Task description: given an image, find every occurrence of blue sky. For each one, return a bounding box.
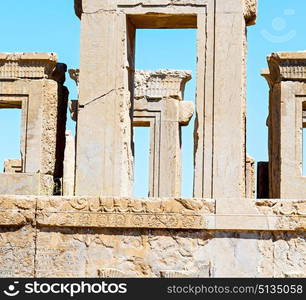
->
[0,0,306,197]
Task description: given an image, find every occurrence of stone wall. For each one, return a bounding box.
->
[0,196,304,278]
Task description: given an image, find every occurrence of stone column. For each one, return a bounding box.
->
[263,52,306,198]
[75,11,134,197]
[74,0,257,198]
[0,53,68,195]
[193,0,257,198]
[63,131,75,196]
[245,155,255,198]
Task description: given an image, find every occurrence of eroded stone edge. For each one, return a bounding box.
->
[0,196,305,231]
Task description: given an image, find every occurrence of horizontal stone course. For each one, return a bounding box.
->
[0,196,304,231]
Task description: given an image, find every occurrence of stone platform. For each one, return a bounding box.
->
[0,196,305,277]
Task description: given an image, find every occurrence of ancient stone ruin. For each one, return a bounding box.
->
[0,0,305,277]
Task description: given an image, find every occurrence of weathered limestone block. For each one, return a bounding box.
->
[63,131,75,196]
[263,52,306,198]
[0,53,68,195]
[194,0,256,198]
[34,227,213,277]
[33,196,306,231]
[33,228,305,277]
[208,232,271,277]
[0,195,36,226]
[32,228,306,277]
[0,196,36,277]
[0,226,36,277]
[273,233,306,278]
[0,173,54,196]
[216,198,306,231]
[75,0,257,26]
[75,13,134,197]
[36,197,214,230]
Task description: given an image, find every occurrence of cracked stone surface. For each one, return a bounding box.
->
[0,196,305,277]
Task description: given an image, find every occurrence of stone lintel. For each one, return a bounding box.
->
[267,52,306,84]
[74,0,257,26]
[0,196,304,231]
[0,52,58,80]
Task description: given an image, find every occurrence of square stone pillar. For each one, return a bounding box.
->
[194,0,257,198]
[134,70,194,197]
[263,52,306,198]
[75,11,135,197]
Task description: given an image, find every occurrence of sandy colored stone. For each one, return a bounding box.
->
[0,173,54,196]
[0,53,68,195]
[0,52,57,79]
[75,12,134,197]
[246,155,255,198]
[36,197,212,229]
[33,196,306,231]
[1,0,305,280]
[73,0,256,199]
[3,159,22,173]
[264,52,306,198]
[63,131,75,196]
[0,196,304,277]
[134,70,191,100]
[0,226,36,277]
[33,228,304,278]
[194,0,253,198]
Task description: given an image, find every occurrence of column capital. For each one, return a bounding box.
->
[267,51,306,84]
[134,70,192,101]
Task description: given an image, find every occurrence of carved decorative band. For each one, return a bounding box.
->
[0,196,305,231]
[0,61,56,79]
[36,212,206,229]
[279,65,306,80]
